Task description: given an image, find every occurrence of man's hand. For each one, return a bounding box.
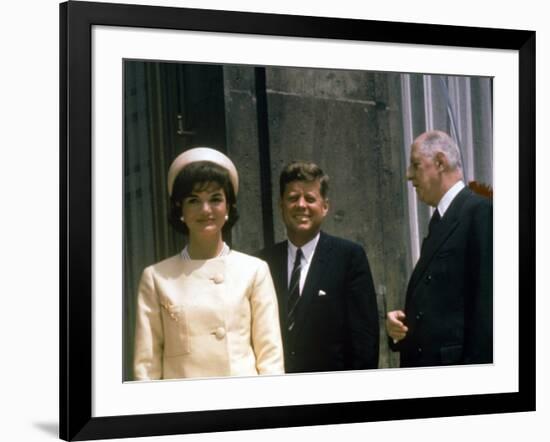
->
[386,310,408,343]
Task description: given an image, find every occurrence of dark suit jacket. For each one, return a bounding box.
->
[259,231,379,373]
[391,187,493,367]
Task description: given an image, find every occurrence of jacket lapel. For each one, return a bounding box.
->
[291,232,331,336]
[408,187,471,294]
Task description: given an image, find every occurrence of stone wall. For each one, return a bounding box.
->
[224,65,411,368]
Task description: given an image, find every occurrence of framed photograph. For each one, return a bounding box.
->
[60,0,535,440]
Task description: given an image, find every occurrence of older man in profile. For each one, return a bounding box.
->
[386,130,493,367]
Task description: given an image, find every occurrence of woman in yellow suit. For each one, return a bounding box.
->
[134,148,284,380]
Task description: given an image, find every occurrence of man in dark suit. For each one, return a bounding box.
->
[259,161,379,373]
[386,130,493,367]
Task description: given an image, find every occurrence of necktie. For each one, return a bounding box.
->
[421,209,441,253]
[428,209,441,235]
[287,248,303,332]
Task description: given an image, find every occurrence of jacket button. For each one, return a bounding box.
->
[214,327,226,339]
[425,275,432,284]
[417,347,423,353]
[212,274,224,284]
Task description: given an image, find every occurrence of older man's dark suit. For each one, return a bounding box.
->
[259,232,379,373]
[392,187,493,367]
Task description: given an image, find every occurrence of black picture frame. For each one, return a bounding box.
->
[60,1,536,440]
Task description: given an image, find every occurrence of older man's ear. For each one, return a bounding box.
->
[434,152,448,172]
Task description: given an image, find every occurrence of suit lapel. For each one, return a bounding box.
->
[408,187,471,294]
[291,232,331,336]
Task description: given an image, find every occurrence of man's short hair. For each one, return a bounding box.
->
[416,130,463,170]
[279,160,329,198]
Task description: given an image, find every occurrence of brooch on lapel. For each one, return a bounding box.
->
[159,296,180,322]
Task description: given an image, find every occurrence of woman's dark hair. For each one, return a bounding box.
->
[279,160,329,198]
[168,161,239,236]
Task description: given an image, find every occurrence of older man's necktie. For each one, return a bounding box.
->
[428,209,441,235]
[287,248,303,332]
[421,209,441,253]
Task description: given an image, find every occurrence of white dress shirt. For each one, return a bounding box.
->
[286,233,320,295]
[437,180,465,217]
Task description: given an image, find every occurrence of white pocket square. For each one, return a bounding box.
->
[318,290,327,296]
